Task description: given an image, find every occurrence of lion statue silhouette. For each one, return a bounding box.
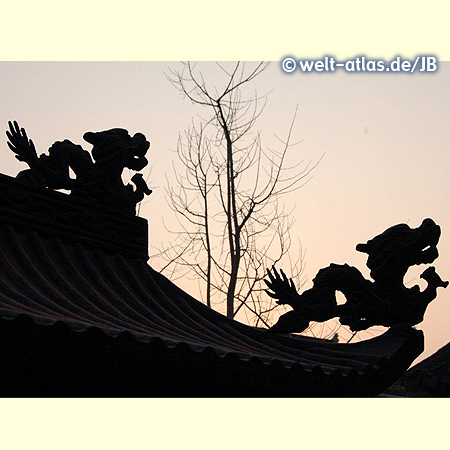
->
[265,218,448,334]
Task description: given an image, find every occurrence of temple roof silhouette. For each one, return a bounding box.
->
[383,341,450,397]
[0,120,431,396]
[0,172,424,396]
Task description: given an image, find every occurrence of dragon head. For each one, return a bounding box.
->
[83,128,150,173]
[356,218,441,282]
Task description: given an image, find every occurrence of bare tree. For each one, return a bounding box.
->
[154,62,321,327]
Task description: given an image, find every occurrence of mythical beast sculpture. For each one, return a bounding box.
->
[265,218,448,334]
[6,121,152,215]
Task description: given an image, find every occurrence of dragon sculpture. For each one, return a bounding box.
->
[6,121,152,215]
[265,218,448,334]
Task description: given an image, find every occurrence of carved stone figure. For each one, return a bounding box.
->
[265,218,448,333]
[6,121,152,215]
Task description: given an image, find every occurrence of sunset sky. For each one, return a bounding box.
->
[1,61,449,362]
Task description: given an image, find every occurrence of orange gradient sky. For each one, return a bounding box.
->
[1,61,449,363]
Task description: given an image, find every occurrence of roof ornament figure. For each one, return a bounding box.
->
[6,121,152,215]
[265,218,448,334]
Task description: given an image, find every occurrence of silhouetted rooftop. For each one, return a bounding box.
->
[384,341,450,396]
[0,173,423,396]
